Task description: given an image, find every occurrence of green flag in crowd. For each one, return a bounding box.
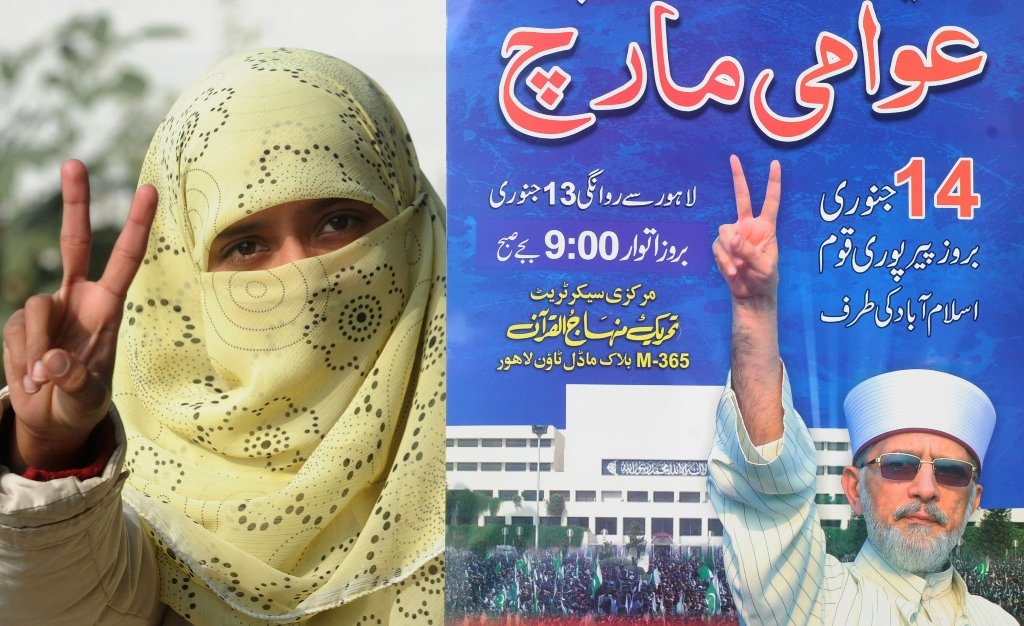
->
[590,557,602,597]
[706,582,720,614]
[698,562,713,581]
[975,557,990,579]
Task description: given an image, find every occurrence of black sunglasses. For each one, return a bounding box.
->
[863,452,977,488]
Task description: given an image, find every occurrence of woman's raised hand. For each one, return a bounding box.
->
[2,160,156,472]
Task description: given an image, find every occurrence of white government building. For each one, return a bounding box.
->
[447,383,1011,553]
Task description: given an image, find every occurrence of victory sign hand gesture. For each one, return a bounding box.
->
[712,155,781,302]
[713,156,784,441]
[2,160,156,472]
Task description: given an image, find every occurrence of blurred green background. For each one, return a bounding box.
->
[0,13,187,387]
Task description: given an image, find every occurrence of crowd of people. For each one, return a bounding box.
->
[957,557,1024,622]
[445,547,736,620]
[448,542,1024,622]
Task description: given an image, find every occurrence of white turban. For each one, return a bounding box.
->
[844,369,996,473]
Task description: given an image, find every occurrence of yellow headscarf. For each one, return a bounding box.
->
[112,48,445,625]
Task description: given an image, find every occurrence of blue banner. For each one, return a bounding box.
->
[447,0,1023,506]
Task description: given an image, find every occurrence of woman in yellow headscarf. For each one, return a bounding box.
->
[0,49,445,625]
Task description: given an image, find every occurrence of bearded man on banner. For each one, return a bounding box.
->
[706,156,1017,625]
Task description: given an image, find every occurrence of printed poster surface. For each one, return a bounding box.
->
[447,0,1022,508]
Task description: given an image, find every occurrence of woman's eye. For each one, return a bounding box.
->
[225,240,262,259]
[321,214,356,234]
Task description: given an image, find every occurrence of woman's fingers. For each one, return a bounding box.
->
[22,295,54,390]
[58,160,93,287]
[59,162,158,298]
[99,184,157,298]
[1,161,143,456]
[3,310,28,394]
[45,348,108,415]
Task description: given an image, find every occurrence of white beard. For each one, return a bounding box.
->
[859,479,974,575]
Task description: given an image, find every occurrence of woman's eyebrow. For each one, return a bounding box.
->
[214,217,270,241]
[305,198,366,214]
[213,198,365,242]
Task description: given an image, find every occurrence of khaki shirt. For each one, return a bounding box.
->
[0,391,163,625]
[0,391,441,625]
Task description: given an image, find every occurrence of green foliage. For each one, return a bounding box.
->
[445,525,513,554]
[446,489,494,525]
[963,509,1015,561]
[539,524,584,549]
[545,492,566,517]
[0,14,183,200]
[0,13,184,346]
[624,520,646,561]
[823,516,867,559]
